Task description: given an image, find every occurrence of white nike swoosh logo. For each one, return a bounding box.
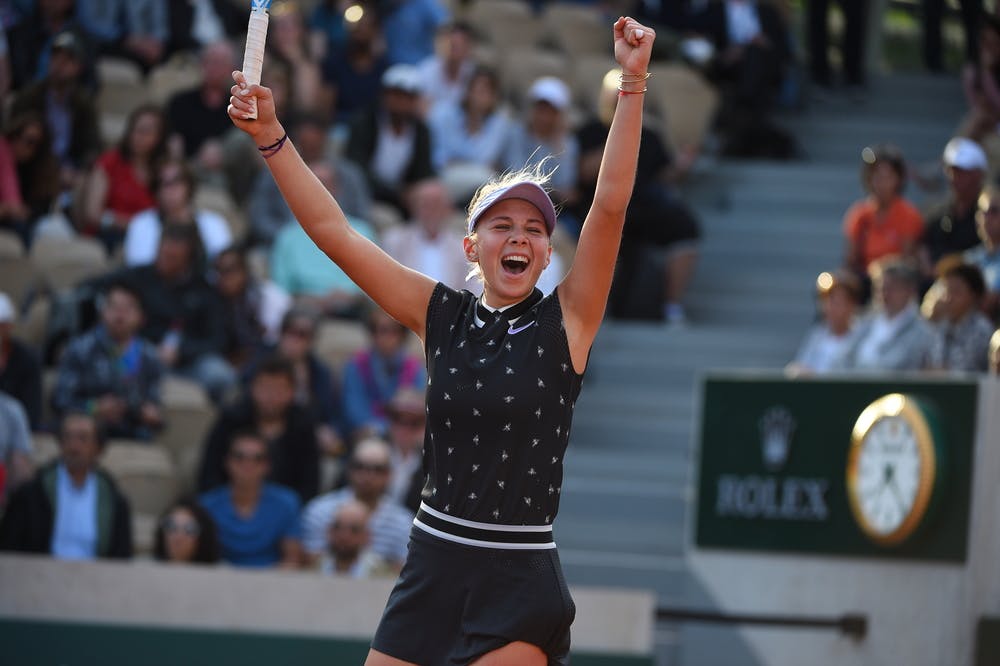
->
[508,322,534,335]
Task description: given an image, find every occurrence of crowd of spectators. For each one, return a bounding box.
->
[0,0,998,577]
[790,133,1000,375]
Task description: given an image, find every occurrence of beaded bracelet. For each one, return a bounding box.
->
[258,133,288,159]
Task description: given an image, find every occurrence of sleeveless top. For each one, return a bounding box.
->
[420,283,585,526]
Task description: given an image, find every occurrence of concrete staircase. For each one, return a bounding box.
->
[556,72,967,665]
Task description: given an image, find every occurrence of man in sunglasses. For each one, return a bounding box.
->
[316,499,394,579]
[300,438,412,571]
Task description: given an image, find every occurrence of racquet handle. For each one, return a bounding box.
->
[242,9,269,119]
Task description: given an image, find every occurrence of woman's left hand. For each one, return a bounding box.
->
[613,16,655,76]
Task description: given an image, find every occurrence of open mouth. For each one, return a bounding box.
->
[501,254,529,275]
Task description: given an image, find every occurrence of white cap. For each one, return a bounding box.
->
[0,292,14,323]
[468,181,556,235]
[943,137,988,171]
[382,64,423,94]
[528,76,570,111]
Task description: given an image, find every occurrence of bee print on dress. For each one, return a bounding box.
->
[472,434,479,445]
[503,395,514,403]
[505,366,514,375]
[434,348,441,357]
[537,346,544,357]
[537,378,545,388]
[502,423,511,432]
[501,450,509,461]
[492,509,501,519]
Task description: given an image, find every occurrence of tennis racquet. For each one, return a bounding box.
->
[241,0,271,119]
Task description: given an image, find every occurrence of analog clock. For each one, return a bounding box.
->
[846,394,943,546]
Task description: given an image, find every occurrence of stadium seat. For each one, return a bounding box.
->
[194,186,248,243]
[102,440,180,518]
[158,376,215,495]
[570,55,618,115]
[314,318,368,372]
[542,3,610,57]
[465,0,534,36]
[96,57,147,145]
[499,48,570,110]
[648,63,719,154]
[147,52,203,105]
[29,236,110,293]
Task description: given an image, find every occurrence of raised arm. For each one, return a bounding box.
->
[558,17,653,364]
[227,72,436,338]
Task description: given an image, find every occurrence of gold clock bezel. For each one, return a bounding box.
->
[846,393,937,546]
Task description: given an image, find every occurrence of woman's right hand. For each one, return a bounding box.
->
[228,70,283,141]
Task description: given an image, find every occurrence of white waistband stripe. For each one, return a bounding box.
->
[413,518,557,550]
[418,502,554,533]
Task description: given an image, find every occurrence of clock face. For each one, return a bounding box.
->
[847,394,937,546]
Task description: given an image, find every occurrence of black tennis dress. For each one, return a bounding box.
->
[371,283,585,665]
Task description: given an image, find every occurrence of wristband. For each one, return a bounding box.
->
[258,133,288,159]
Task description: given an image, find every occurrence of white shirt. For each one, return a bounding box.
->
[853,303,917,368]
[300,488,414,564]
[50,464,99,560]
[793,323,856,373]
[382,223,473,292]
[371,121,415,188]
[124,208,233,267]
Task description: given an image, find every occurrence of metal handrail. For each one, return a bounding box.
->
[655,607,868,641]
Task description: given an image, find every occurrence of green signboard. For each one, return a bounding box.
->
[695,375,977,562]
[0,618,653,666]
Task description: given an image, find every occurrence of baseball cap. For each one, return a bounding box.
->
[943,137,987,171]
[467,181,557,235]
[51,31,85,61]
[0,292,14,323]
[528,76,570,111]
[382,64,422,95]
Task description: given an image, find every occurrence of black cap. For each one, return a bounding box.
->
[51,31,85,60]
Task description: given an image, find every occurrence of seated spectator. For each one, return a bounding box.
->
[75,0,167,72]
[342,304,426,440]
[0,411,132,559]
[10,30,102,203]
[417,20,477,119]
[165,41,239,172]
[248,113,371,247]
[690,0,797,158]
[270,160,377,319]
[153,498,221,565]
[166,0,245,56]
[503,77,578,212]
[301,438,413,569]
[51,280,163,440]
[430,65,511,202]
[572,71,701,323]
[319,1,388,127]
[7,0,93,91]
[77,105,167,254]
[345,63,436,216]
[382,179,474,292]
[123,158,232,267]
[213,245,291,368]
[921,138,988,277]
[787,270,862,375]
[928,261,994,372]
[0,113,59,248]
[843,258,934,372]
[384,387,426,512]
[243,306,344,459]
[380,0,449,66]
[0,291,43,430]
[116,224,236,404]
[316,498,394,578]
[199,429,303,568]
[0,391,34,508]
[198,356,320,502]
[964,185,1000,320]
[266,0,324,115]
[843,144,924,298]
[960,14,1000,144]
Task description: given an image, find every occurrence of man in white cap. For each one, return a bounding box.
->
[922,137,989,275]
[345,63,436,217]
[503,77,579,213]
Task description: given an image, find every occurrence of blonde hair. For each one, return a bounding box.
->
[464,161,557,284]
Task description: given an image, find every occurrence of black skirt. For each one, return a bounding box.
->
[371,526,576,665]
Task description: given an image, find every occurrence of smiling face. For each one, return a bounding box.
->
[464,198,552,307]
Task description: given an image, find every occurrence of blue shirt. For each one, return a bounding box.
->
[200,483,302,567]
[51,464,98,560]
[964,244,1000,293]
[270,217,378,297]
[429,102,511,171]
[382,0,449,65]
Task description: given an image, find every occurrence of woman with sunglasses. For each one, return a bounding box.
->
[153,498,220,565]
[228,15,654,666]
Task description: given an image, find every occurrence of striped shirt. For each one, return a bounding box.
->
[300,488,413,565]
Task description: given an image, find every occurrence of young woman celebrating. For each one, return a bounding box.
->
[228,15,654,666]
